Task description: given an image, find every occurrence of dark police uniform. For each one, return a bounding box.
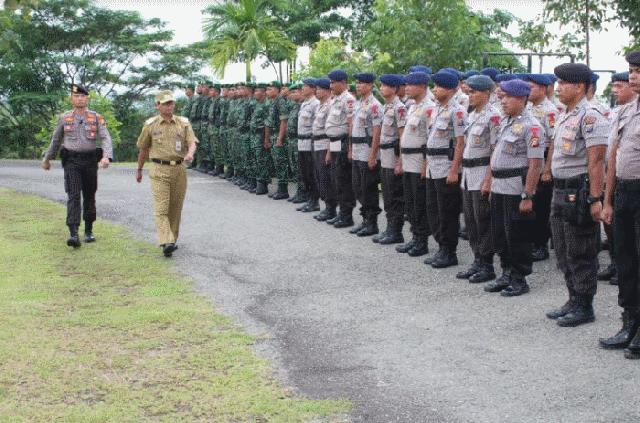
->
[44,84,113,246]
[297,91,320,211]
[311,86,337,221]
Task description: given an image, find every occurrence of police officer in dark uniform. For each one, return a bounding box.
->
[545,63,609,326]
[599,51,640,358]
[482,79,544,296]
[42,84,113,247]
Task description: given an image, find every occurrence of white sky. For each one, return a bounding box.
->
[97,0,631,93]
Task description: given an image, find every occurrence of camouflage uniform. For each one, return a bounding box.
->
[266,95,291,186]
[216,95,229,176]
[207,93,222,174]
[198,95,212,170]
[239,96,256,183]
[286,99,301,184]
[188,94,203,167]
[251,98,271,186]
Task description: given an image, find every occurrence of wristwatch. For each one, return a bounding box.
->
[521,192,534,200]
[587,195,602,205]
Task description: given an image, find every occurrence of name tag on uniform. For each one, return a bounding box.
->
[175,140,182,152]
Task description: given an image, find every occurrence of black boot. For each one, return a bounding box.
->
[408,237,429,257]
[469,261,496,283]
[357,215,379,237]
[624,322,640,359]
[423,248,445,265]
[597,264,616,281]
[333,214,354,228]
[600,309,640,349]
[315,206,335,222]
[272,182,289,200]
[484,270,511,292]
[546,293,577,319]
[301,198,320,212]
[288,185,300,202]
[255,181,268,195]
[379,221,404,245]
[224,166,234,179]
[531,245,549,262]
[292,187,308,204]
[557,296,595,327]
[248,178,257,193]
[162,243,178,257]
[431,247,458,268]
[372,223,390,243]
[456,258,481,279]
[84,221,96,243]
[500,275,530,297]
[396,236,417,253]
[326,213,341,225]
[67,226,81,248]
[349,218,366,234]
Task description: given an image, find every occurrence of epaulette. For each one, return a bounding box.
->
[145,116,158,126]
[178,116,190,124]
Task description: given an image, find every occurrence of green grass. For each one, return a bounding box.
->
[0,189,350,423]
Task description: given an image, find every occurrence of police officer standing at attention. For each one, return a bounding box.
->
[396,72,434,257]
[312,78,338,222]
[545,63,609,326]
[482,79,544,296]
[600,51,640,358]
[135,90,198,257]
[424,70,467,268]
[325,70,356,228]
[374,74,407,245]
[43,84,113,248]
[457,75,500,283]
[296,78,321,212]
[350,72,383,237]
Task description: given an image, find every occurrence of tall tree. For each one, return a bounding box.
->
[202,0,296,81]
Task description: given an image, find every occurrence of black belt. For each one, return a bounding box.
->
[462,157,490,167]
[554,175,586,189]
[312,134,328,140]
[298,133,313,140]
[491,167,528,179]
[379,140,399,150]
[329,135,348,142]
[351,136,371,144]
[616,178,640,190]
[426,147,449,156]
[152,158,183,166]
[401,147,426,156]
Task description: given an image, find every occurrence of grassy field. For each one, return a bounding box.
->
[0,189,350,423]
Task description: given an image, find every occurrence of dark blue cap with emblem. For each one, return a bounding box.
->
[543,73,557,83]
[612,72,629,82]
[466,75,494,91]
[328,69,348,82]
[441,67,462,80]
[302,77,317,87]
[462,70,480,80]
[481,67,500,81]
[496,74,517,82]
[315,77,331,89]
[354,72,376,83]
[554,63,592,84]
[380,74,402,87]
[432,70,459,89]
[523,74,552,86]
[405,72,430,85]
[500,79,531,97]
[409,65,432,74]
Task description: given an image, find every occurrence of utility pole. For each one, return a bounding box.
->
[585,0,591,67]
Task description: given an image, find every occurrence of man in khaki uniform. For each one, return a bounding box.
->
[135,90,198,257]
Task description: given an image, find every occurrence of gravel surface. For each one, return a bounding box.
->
[2,159,639,423]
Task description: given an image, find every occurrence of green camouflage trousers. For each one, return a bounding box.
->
[207,124,218,166]
[252,132,271,183]
[191,122,202,164]
[241,134,255,179]
[270,135,290,183]
[199,123,211,166]
[287,138,299,183]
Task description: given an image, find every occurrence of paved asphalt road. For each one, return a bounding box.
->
[2,160,640,423]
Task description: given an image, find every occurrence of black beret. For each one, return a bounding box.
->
[71,84,89,95]
[554,63,592,84]
[626,51,640,66]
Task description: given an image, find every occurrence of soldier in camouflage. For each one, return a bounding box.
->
[265,81,291,200]
[239,83,257,191]
[251,83,271,195]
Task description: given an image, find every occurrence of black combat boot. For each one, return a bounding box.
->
[484,270,511,292]
[84,221,96,243]
[431,247,458,269]
[423,247,445,265]
[546,291,577,319]
[289,185,301,202]
[292,188,308,204]
[531,245,549,261]
[407,237,429,257]
[315,206,334,221]
[349,218,366,234]
[624,321,640,359]
[357,215,379,237]
[379,221,404,245]
[224,166,234,179]
[597,263,616,281]
[599,309,640,349]
[557,295,595,327]
[468,261,496,283]
[67,226,81,248]
[240,178,251,190]
[248,178,257,193]
[162,243,178,257]
[396,235,417,253]
[500,275,530,297]
[326,213,341,225]
[300,198,319,212]
[456,258,481,280]
[272,182,289,200]
[333,213,354,228]
[255,181,269,195]
[372,222,390,244]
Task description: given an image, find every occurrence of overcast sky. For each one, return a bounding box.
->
[97,0,631,93]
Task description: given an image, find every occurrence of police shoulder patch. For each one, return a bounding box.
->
[145,116,157,126]
[583,115,597,125]
[178,116,190,124]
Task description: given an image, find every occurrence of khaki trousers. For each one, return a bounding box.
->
[149,163,187,245]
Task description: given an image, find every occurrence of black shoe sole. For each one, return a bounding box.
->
[67,240,81,248]
[556,316,595,327]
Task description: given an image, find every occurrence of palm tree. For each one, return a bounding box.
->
[203,0,296,81]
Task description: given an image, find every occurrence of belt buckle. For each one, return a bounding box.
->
[170,160,176,166]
